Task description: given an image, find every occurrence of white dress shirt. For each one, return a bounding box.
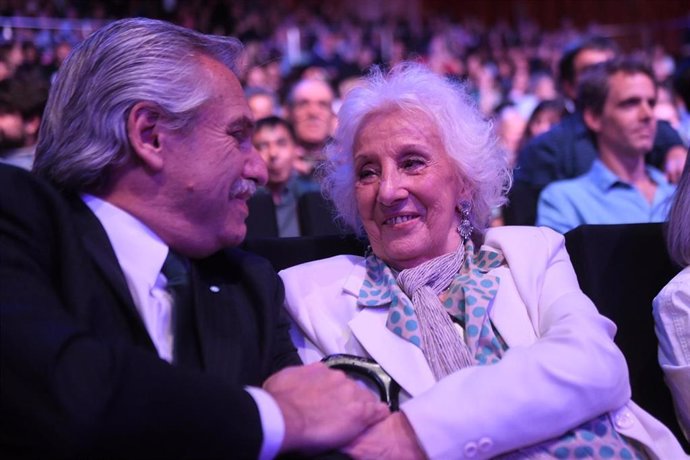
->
[83,194,284,459]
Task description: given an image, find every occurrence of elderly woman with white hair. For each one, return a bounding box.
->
[279,63,687,459]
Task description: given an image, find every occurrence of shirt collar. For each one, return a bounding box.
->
[589,158,667,192]
[589,158,624,191]
[82,194,168,289]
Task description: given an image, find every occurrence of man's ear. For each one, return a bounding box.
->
[127,101,165,171]
[582,108,602,134]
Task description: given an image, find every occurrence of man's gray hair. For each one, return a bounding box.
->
[321,63,512,235]
[33,17,243,192]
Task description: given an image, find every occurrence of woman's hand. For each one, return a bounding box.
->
[344,411,428,460]
[264,362,390,455]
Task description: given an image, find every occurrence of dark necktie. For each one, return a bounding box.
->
[161,250,200,367]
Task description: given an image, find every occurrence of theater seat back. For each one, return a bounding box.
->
[565,223,687,449]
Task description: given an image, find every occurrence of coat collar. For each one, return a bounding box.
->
[349,307,435,396]
[343,240,537,396]
[68,195,146,332]
[343,259,436,395]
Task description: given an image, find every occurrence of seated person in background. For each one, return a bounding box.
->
[493,103,525,168]
[537,58,676,233]
[507,36,686,225]
[285,77,336,180]
[252,115,320,237]
[280,63,687,459]
[0,76,48,170]
[245,86,281,120]
[653,154,690,442]
[517,98,568,153]
[0,18,388,458]
[492,98,567,227]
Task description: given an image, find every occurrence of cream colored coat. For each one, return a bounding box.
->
[280,226,688,459]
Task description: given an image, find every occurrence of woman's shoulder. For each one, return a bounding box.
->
[484,225,564,249]
[279,254,366,288]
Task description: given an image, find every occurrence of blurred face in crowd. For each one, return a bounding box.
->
[496,107,526,165]
[289,79,335,146]
[245,66,269,88]
[248,93,277,120]
[150,56,267,254]
[353,108,464,270]
[253,123,297,188]
[565,48,616,99]
[584,71,657,158]
[654,85,680,129]
[0,109,25,148]
[528,107,563,138]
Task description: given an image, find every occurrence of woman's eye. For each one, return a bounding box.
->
[357,168,377,181]
[401,157,425,170]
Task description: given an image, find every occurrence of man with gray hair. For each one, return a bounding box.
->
[0,18,387,459]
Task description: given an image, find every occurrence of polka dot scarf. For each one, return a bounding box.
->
[358,241,506,379]
[358,243,648,459]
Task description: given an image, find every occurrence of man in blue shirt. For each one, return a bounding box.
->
[537,58,676,233]
[507,36,685,225]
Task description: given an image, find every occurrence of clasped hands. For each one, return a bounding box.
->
[263,362,427,459]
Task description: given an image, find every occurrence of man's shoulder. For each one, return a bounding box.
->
[514,113,594,184]
[541,173,593,197]
[1,163,46,191]
[521,114,582,152]
[279,254,365,293]
[0,164,74,221]
[484,225,563,247]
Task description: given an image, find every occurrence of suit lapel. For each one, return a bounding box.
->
[68,195,154,348]
[343,265,436,397]
[190,259,254,385]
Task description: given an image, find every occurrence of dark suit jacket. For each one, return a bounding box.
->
[0,165,301,459]
[505,114,684,225]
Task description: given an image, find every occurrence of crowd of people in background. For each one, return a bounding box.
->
[1,0,689,232]
[1,3,690,456]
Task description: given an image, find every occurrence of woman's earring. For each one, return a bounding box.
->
[457,200,472,241]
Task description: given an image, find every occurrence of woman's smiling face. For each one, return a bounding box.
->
[353,108,465,270]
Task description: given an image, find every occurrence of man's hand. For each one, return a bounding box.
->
[664,145,688,183]
[264,362,389,455]
[344,411,427,460]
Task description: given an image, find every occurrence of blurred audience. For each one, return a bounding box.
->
[245,86,281,120]
[0,76,48,169]
[672,59,690,146]
[494,103,526,168]
[518,98,568,151]
[0,0,688,232]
